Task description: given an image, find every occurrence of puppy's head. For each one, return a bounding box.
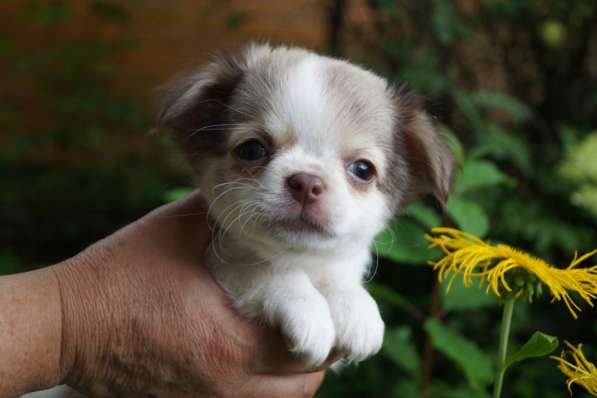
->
[159,44,455,251]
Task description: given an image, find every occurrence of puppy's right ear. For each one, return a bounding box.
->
[157,43,270,157]
[395,88,457,207]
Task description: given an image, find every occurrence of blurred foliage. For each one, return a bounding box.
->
[559,132,597,219]
[318,0,597,397]
[0,0,185,271]
[1,0,596,397]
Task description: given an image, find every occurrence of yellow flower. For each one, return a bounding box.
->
[426,227,597,318]
[551,341,597,396]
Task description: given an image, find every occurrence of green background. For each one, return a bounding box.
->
[1,1,596,397]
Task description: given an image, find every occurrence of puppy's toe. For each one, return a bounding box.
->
[280,297,336,367]
[327,289,385,363]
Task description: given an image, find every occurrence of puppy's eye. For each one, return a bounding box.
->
[235,139,269,161]
[347,160,376,182]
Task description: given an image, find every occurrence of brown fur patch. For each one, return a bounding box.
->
[383,84,456,210]
[157,49,249,162]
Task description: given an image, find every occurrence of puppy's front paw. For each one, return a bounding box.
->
[271,294,336,367]
[327,288,385,363]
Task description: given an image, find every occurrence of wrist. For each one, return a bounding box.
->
[53,244,116,392]
[0,267,63,396]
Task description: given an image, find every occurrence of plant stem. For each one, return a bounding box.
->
[420,277,443,397]
[493,298,515,398]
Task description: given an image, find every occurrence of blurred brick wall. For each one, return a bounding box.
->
[112,0,331,97]
[0,0,330,103]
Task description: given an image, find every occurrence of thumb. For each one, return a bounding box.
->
[237,371,326,398]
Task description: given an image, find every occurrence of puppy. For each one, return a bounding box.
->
[21,44,455,398]
[159,43,456,366]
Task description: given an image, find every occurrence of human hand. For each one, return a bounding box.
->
[55,191,331,397]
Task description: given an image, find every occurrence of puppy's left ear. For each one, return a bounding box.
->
[155,43,272,160]
[398,94,457,206]
[156,49,248,135]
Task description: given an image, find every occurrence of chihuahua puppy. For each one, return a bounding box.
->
[159,43,455,366]
[21,44,455,398]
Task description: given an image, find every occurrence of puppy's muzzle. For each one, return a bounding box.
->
[286,173,325,206]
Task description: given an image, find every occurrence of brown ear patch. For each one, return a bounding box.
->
[402,112,456,205]
[157,49,249,160]
[391,86,457,208]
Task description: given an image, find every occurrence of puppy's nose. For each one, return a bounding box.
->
[286,173,325,205]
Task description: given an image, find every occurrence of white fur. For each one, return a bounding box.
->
[196,48,395,366]
[26,47,400,397]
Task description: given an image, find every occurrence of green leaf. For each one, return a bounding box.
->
[163,187,193,202]
[446,196,490,237]
[441,278,498,312]
[428,382,491,398]
[470,91,531,123]
[424,319,494,390]
[393,380,420,398]
[558,125,581,152]
[368,283,423,317]
[431,0,456,45]
[383,326,421,378]
[453,89,483,129]
[472,124,531,174]
[377,0,402,20]
[439,125,465,165]
[375,218,439,264]
[406,202,442,229]
[446,388,491,398]
[453,159,511,195]
[505,331,559,369]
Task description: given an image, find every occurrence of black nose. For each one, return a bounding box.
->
[286,173,325,205]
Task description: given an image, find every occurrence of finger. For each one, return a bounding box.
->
[142,190,211,245]
[250,325,341,374]
[165,190,208,214]
[153,190,209,220]
[313,351,342,372]
[250,325,310,374]
[238,371,326,398]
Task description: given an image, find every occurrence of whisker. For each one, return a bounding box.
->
[187,123,244,138]
[212,178,259,192]
[194,99,257,120]
[220,200,261,240]
[157,211,209,219]
[207,183,252,219]
[239,203,264,234]
[365,240,381,283]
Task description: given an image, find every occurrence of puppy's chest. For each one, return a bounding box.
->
[205,239,370,296]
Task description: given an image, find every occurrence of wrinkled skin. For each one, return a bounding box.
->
[55,191,330,398]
